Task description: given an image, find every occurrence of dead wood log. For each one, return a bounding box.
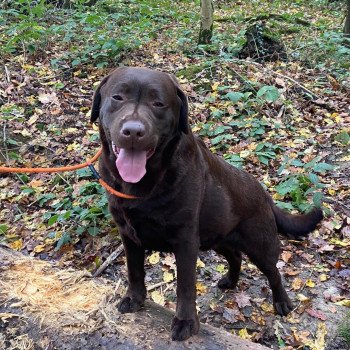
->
[0,246,269,350]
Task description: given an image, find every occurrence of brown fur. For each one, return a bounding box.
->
[91,67,323,341]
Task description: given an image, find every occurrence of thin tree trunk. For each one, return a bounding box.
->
[198,0,214,45]
[345,0,350,36]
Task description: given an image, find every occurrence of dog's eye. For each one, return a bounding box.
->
[153,101,164,107]
[112,95,123,101]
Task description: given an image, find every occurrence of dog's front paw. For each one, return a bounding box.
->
[118,296,143,314]
[217,274,237,290]
[171,316,199,341]
[274,299,293,316]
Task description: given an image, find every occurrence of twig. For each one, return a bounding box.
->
[93,244,124,278]
[146,281,168,292]
[4,65,10,83]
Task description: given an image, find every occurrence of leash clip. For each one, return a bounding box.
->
[88,164,101,180]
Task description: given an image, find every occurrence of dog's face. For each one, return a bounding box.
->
[91,67,188,183]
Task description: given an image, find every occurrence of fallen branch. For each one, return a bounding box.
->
[93,244,124,277]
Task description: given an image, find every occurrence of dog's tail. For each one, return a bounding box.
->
[271,202,323,240]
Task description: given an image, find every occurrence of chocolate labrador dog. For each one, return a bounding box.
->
[91,67,323,341]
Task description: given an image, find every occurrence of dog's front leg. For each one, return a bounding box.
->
[171,240,200,341]
[118,232,146,313]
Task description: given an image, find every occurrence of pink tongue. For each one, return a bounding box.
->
[115,148,147,183]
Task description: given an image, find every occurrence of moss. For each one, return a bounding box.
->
[177,62,211,80]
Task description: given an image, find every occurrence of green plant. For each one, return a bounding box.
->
[275,156,333,211]
[30,168,111,250]
[339,312,350,346]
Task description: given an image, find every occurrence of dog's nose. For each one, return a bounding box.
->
[120,121,146,139]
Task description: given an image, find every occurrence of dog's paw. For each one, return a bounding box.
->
[118,296,143,314]
[217,275,237,290]
[171,316,199,341]
[274,299,293,316]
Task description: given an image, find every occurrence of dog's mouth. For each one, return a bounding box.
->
[112,142,155,183]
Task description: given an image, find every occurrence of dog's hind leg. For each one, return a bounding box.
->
[237,217,293,316]
[214,243,242,290]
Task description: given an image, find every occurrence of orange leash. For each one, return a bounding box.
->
[0,148,137,199]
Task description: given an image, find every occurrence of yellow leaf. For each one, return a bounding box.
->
[33,244,46,253]
[9,239,23,251]
[297,293,310,302]
[151,290,165,306]
[196,258,205,268]
[313,322,327,350]
[67,142,80,151]
[20,129,31,137]
[196,282,207,295]
[330,238,349,247]
[211,82,220,91]
[292,277,304,290]
[192,125,201,133]
[306,279,315,288]
[238,328,251,340]
[260,302,274,313]
[328,188,336,196]
[66,128,78,133]
[163,271,174,283]
[319,274,328,282]
[148,252,160,265]
[27,114,39,125]
[334,299,350,307]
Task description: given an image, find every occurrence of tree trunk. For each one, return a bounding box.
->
[198,0,214,45]
[345,0,350,36]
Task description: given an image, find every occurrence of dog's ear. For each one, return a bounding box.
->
[90,75,110,123]
[168,74,189,134]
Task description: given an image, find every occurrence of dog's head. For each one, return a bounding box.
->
[91,67,189,184]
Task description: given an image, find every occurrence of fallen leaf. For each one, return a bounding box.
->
[238,328,252,340]
[319,274,328,282]
[196,282,207,295]
[334,299,350,307]
[28,179,44,188]
[163,271,174,283]
[281,251,292,263]
[196,258,205,268]
[38,91,59,104]
[297,293,310,302]
[306,309,327,321]
[305,279,315,288]
[9,239,23,251]
[33,244,46,253]
[223,307,239,322]
[260,302,274,313]
[314,322,327,350]
[27,114,39,125]
[151,290,165,306]
[292,277,303,290]
[148,252,160,265]
[234,291,251,308]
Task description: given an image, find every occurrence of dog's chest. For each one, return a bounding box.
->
[122,206,187,251]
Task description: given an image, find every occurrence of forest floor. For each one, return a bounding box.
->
[0,0,349,349]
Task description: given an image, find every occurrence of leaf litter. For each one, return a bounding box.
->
[0,1,349,349]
